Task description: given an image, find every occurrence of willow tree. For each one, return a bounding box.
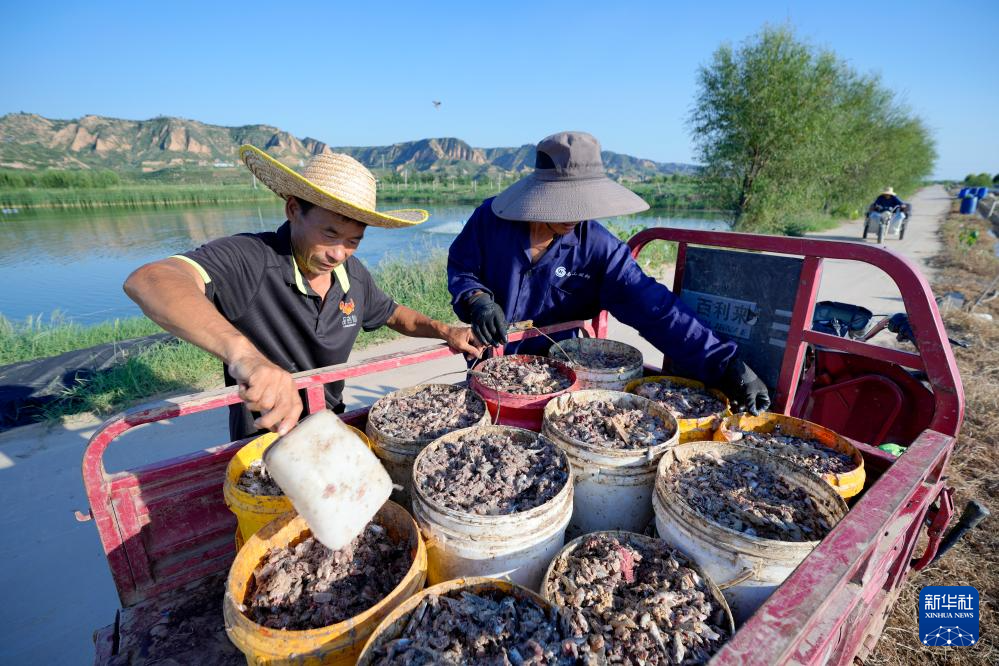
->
[691,26,935,232]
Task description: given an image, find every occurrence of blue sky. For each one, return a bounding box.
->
[2,1,996,179]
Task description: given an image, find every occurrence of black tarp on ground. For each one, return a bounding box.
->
[0,333,174,431]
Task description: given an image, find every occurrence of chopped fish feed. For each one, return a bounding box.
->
[549,398,676,449]
[633,380,727,419]
[416,430,568,515]
[475,356,572,394]
[667,452,835,542]
[548,534,730,664]
[368,589,578,665]
[245,523,411,630]
[369,384,485,441]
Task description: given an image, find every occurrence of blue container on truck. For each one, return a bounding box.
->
[960,196,978,215]
[958,187,969,198]
[976,187,988,199]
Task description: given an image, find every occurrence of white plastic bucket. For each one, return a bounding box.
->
[365,384,490,509]
[262,409,392,550]
[653,441,848,623]
[542,390,679,538]
[411,425,573,590]
[548,338,644,390]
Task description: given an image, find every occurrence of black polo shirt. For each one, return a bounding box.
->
[176,221,397,440]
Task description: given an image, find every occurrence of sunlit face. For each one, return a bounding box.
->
[547,222,581,235]
[287,198,366,278]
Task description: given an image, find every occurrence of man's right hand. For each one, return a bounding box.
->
[468,293,508,347]
[227,351,302,436]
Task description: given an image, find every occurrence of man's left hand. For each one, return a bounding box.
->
[718,359,771,415]
[444,325,487,358]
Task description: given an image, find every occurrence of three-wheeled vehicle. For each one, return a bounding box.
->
[82,228,966,665]
[863,203,912,243]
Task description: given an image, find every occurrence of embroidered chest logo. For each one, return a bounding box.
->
[554,266,567,277]
[339,298,357,328]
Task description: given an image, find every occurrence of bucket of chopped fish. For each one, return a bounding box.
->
[542,390,679,537]
[469,354,578,431]
[542,531,734,664]
[223,501,427,666]
[625,375,732,443]
[411,424,573,589]
[366,383,490,508]
[548,337,645,390]
[357,577,582,665]
[714,412,866,499]
[653,441,848,623]
[223,426,373,550]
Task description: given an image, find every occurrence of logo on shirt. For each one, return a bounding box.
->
[554,266,567,277]
[339,298,357,328]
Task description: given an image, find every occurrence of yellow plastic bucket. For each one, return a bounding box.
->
[224,426,373,550]
[625,375,731,443]
[224,501,427,666]
[714,412,866,499]
[357,577,559,665]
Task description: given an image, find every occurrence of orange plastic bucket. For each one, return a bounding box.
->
[714,412,866,499]
[223,501,427,666]
[625,375,731,443]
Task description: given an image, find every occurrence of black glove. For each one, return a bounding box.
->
[468,293,508,347]
[719,359,771,415]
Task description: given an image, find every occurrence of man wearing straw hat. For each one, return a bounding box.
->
[125,146,484,440]
[447,131,770,414]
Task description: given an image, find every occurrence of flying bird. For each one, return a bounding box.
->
[432,100,442,109]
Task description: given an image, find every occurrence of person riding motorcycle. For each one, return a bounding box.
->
[870,187,904,212]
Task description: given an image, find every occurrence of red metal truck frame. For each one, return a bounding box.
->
[83,228,963,665]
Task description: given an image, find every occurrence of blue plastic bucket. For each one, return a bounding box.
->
[976,187,988,199]
[960,196,978,215]
[959,187,970,198]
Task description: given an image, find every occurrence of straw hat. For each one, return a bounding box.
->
[881,186,895,195]
[491,131,649,223]
[239,145,428,228]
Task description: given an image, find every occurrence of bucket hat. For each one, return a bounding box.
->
[239,145,428,228]
[881,186,895,195]
[491,131,650,223]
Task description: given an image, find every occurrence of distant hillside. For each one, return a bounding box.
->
[0,113,698,179]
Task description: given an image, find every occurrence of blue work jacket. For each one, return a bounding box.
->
[447,198,738,384]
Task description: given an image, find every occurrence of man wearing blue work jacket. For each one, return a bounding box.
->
[447,131,771,414]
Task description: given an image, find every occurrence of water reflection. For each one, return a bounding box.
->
[0,204,731,323]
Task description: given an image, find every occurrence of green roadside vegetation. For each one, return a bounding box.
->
[0,166,725,212]
[690,26,935,234]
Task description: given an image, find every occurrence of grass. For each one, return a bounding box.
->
[603,220,678,277]
[0,169,732,212]
[0,312,162,365]
[0,183,276,210]
[869,203,999,665]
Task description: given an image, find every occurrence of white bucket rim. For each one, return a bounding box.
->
[542,389,680,458]
[411,424,574,523]
[654,441,848,552]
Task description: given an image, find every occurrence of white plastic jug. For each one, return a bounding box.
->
[262,409,392,550]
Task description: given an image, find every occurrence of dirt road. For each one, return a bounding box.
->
[0,186,951,664]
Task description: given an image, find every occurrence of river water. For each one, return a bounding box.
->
[0,203,731,324]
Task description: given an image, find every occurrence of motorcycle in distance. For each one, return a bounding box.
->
[863,203,910,244]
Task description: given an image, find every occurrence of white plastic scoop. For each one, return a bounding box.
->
[262,409,392,550]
